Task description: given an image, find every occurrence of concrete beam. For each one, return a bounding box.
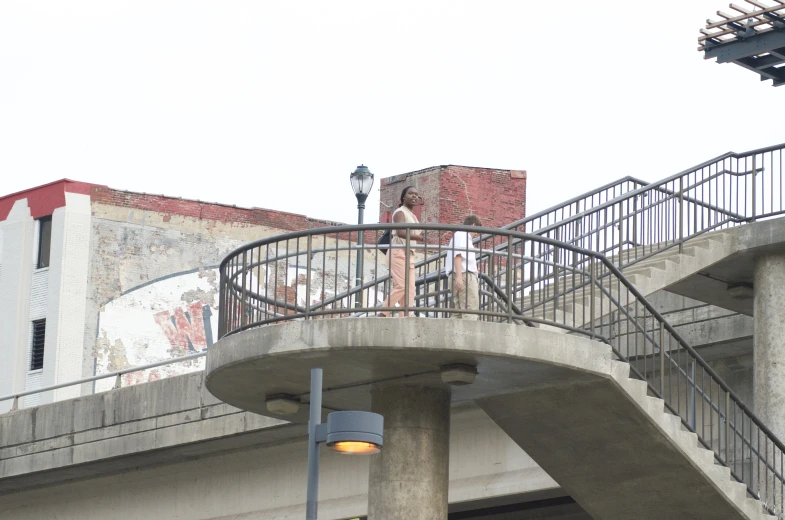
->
[0,371,293,495]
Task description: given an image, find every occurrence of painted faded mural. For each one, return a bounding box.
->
[94,268,219,392]
[93,250,384,392]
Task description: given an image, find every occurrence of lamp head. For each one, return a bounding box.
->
[324,410,383,455]
[350,165,374,199]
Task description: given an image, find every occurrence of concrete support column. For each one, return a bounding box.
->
[754,253,785,439]
[367,384,451,520]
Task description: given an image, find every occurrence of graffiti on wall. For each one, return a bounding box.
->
[94,269,219,392]
[93,252,386,392]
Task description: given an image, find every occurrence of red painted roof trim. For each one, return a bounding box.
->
[0,179,104,221]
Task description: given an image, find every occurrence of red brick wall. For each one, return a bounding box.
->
[439,166,526,227]
[91,166,525,244]
[379,167,439,224]
[90,187,383,244]
[379,165,526,227]
[91,187,344,232]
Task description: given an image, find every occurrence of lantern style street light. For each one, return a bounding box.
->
[350,165,374,308]
[306,368,383,520]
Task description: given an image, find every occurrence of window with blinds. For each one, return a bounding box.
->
[30,319,46,371]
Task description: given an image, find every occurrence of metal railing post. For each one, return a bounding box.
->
[305,235,313,318]
[632,196,638,264]
[679,176,684,253]
[218,265,226,338]
[590,256,596,339]
[726,392,731,465]
[506,241,514,323]
[691,361,696,430]
[241,251,248,327]
[660,322,665,395]
[752,155,758,222]
[553,227,560,315]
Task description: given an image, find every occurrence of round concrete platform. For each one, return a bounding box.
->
[205,318,613,423]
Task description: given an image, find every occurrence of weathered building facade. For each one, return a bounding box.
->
[0,166,528,413]
[3,143,784,519]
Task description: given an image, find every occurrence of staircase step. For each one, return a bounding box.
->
[694,447,717,465]
[677,428,699,449]
[610,360,631,381]
[620,377,649,401]
[623,259,672,276]
[744,498,776,519]
[644,395,664,415]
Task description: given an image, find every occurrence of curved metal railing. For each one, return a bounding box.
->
[298,176,652,317]
[219,222,785,516]
[306,142,785,328]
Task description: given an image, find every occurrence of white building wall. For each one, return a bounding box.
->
[0,227,4,279]
[41,193,92,403]
[0,200,35,413]
[23,267,49,407]
[0,192,92,410]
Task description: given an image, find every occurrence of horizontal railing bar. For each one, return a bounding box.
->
[0,352,207,404]
[528,145,784,239]
[500,176,650,231]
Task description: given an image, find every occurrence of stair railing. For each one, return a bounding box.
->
[528,143,785,271]
[219,223,785,517]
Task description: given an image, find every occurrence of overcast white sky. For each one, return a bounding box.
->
[1,1,783,225]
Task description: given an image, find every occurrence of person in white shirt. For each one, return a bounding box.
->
[446,215,482,320]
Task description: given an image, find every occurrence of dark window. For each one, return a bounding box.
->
[37,216,52,269]
[30,319,46,371]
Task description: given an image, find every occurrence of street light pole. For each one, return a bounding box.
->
[305,368,384,520]
[349,165,374,309]
[306,368,323,520]
[354,193,367,308]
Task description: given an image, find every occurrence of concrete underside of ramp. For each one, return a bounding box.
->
[478,380,740,520]
[206,319,761,520]
[664,217,785,316]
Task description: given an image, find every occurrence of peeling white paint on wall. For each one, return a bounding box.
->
[94,269,219,392]
[94,251,388,392]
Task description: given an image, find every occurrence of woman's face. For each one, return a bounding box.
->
[403,188,420,206]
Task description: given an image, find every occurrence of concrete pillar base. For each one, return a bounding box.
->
[367,384,451,520]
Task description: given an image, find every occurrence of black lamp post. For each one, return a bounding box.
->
[350,165,374,308]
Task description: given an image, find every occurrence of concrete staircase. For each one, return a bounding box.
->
[620,230,737,299]
[521,230,738,330]
[478,349,775,520]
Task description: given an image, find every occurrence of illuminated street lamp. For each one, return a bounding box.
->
[349,165,374,307]
[306,368,383,520]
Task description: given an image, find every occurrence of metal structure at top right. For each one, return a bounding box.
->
[700,0,785,86]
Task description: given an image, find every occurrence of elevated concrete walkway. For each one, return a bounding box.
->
[0,370,567,519]
[206,319,773,520]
